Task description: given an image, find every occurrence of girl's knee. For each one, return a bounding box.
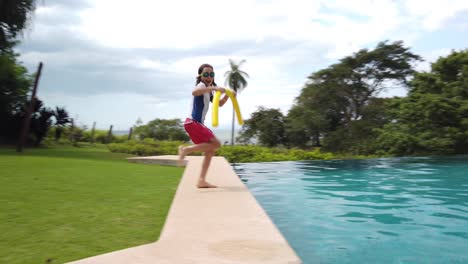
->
[205,150,215,156]
[211,138,221,149]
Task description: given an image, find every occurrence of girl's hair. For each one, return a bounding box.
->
[196,63,217,86]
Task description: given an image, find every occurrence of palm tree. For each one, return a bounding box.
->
[53,106,71,141]
[32,107,54,146]
[224,59,249,145]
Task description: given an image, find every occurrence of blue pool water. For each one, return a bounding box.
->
[233,156,468,264]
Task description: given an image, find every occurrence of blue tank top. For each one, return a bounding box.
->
[190,82,213,124]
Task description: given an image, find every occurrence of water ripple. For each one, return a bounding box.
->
[234,155,468,264]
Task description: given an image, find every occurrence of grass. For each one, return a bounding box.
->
[0,145,184,264]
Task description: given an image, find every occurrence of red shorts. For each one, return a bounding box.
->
[184,118,215,144]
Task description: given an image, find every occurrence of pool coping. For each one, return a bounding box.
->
[68,155,302,264]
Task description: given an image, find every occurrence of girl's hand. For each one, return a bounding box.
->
[215,87,226,93]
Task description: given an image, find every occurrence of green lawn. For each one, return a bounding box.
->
[0,145,183,264]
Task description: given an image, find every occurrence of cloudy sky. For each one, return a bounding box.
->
[16,0,468,132]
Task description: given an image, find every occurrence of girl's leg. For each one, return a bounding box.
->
[183,141,219,155]
[178,138,220,161]
[197,150,216,188]
[178,137,220,188]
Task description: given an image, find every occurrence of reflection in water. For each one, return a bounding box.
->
[234,155,468,264]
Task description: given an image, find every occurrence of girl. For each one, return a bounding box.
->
[178,63,232,188]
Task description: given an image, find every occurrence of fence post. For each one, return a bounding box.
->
[69,118,75,143]
[106,125,113,144]
[128,127,133,141]
[90,121,96,143]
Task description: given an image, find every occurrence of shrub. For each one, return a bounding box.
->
[107,139,336,163]
[107,139,185,156]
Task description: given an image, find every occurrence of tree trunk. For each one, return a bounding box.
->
[106,125,113,144]
[314,131,321,147]
[55,127,61,141]
[231,108,235,145]
[17,62,43,152]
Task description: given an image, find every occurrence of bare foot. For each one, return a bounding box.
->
[197,181,217,188]
[178,146,186,166]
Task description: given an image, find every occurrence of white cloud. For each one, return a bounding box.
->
[77,0,403,57]
[137,59,165,71]
[17,0,468,130]
[403,0,468,30]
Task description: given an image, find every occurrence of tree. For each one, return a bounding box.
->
[375,94,463,155]
[0,0,36,143]
[413,49,468,99]
[224,59,249,145]
[30,99,54,146]
[134,118,189,142]
[285,105,325,148]
[287,40,421,153]
[287,80,346,148]
[0,0,36,50]
[308,40,421,126]
[53,107,71,141]
[375,50,468,155]
[0,50,32,142]
[238,107,286,147]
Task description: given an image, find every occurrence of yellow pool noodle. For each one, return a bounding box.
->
[225,89,244,125]
[212,89,244,127]
[212,90,222,127]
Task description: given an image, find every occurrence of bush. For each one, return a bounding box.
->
[107,140,336,163]
[107,139,185,156]
[107,139,337,163]
[217,146,335,162]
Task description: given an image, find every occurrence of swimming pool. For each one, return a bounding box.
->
[233,156,468,264]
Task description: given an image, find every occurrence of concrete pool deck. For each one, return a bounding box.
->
[68,155,302,264]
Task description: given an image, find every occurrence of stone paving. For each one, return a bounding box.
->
[68,155,302,264]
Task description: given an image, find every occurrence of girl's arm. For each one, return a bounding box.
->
[219,92,235,107]
[192,86,225,96]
